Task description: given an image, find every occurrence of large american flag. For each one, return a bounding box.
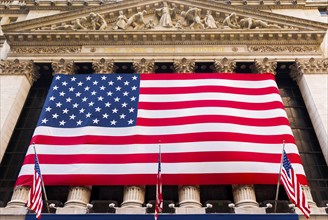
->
[27,150,43,219]
[281,150,310,218]
[17,73,308,186]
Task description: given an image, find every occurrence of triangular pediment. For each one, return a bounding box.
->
[2,0,327,47]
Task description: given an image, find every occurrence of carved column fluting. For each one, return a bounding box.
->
[121,185,145,208]
[178,185,202,208]
[132,58,155,74]
[173,58,195,73]
[0,59,39,84]
[214,58,236,73]
[290,58,328,168]
[51,58,76,75]
[64,186,92,208]
[6,186,30,208]
[232,184,258,208]
[92,58,116,74]
[302,186,317,208]
[251,57,277,75]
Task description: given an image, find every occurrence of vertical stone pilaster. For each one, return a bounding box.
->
[121,185,145,208]
[173,58,195,73]
[290,58,328,166]
[178,185,202,208]
[92,58,116,74]
[214,58,236,73]
[6,186,30,208]
[132,58,155,74]
[302,185,316,208]
[51,58,76,75]
[232,184,258,208]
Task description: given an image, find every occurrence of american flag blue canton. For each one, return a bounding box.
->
[283,150,293,178]
[38,74,140,128]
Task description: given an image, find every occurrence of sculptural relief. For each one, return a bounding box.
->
[204,10,217,29]
[222,13,240,29]
[126,10,147,29]
[239,17,282,29]
[155,2,175,28]
[112,11,128,30]
[181,7,205,29]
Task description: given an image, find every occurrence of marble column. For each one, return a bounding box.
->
[178,185,202,208]
[6,186,30,208]
[0,59,39,162]
[232,184,258,208]
[64,186,92,208]
[302,185,316,208]
[290,58,328,166]
[121,185,145,208]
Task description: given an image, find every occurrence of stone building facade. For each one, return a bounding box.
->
[0,0,327,219]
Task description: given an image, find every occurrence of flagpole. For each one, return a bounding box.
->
[274,140,286,213]
[32,143,50,213]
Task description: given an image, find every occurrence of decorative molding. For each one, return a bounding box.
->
[92,58,116,74]
[251,57,277,74]
[173,58,195,73]
[214,57,236,73]
[132,58,155,73]
[51,58,76,75]
[11,47,81,54]
[0,59,39,84]
[290,58,328,81]
[247,45,319,53]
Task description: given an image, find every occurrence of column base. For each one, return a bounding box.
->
[0,207,28,215]
[175,207,206,214]
[115,207,146,214]
[234,206,266,214]
[56,207,88,214]
[295,206,327,215]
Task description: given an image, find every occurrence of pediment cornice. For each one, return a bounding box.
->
[2,0,327,32]
[2,0,327,48]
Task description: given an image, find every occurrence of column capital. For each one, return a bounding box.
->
[0,59,39,84]
[132,58,155,74]
[290,58,328,81]
[51,58,76,75]
[251,58,277,75]
[214,58,236,73]
[92,58,116,74]
[173,58,195,73]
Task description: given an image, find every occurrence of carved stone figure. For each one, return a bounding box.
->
[222,13,240,29]
[204,10,217,29]
[112,11,127,30]
[155,2,175,28]
[145,19,155,29]
[239,17,282,29]
[181,7,205,29]
[126,10,147,29]
[85,12,107,30]
[175,19,183,29]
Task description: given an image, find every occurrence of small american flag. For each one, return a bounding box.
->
[281,150,310,218]
[27,149,43,219]
[155,146,163,220]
